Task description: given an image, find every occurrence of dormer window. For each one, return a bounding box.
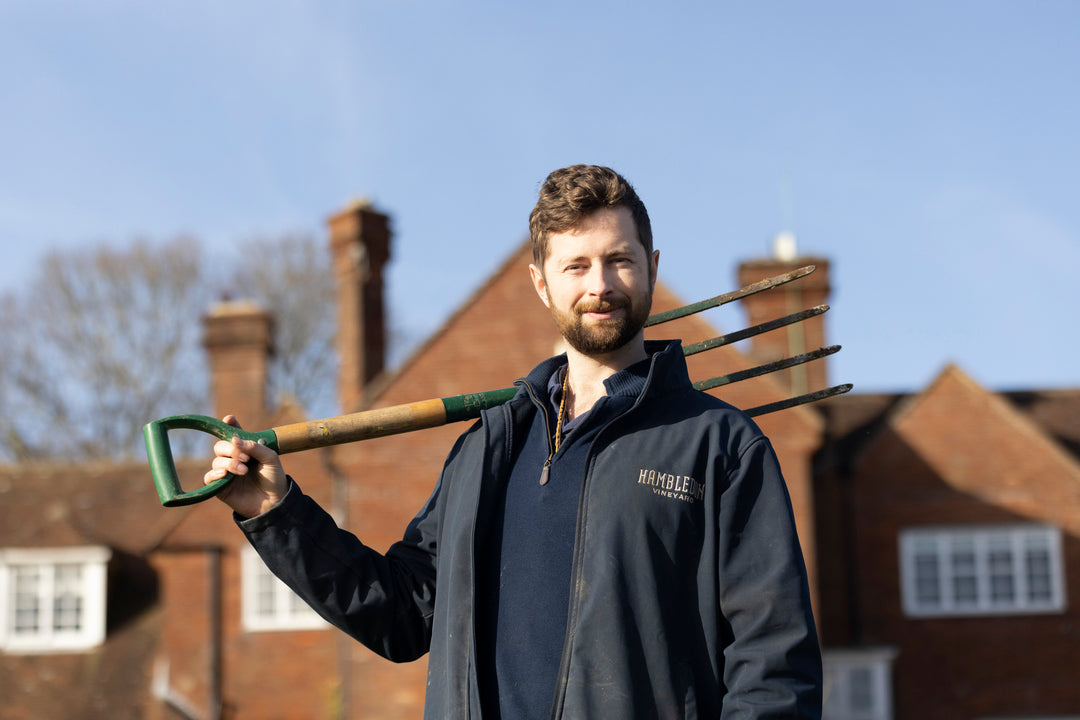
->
[0,546,111,653]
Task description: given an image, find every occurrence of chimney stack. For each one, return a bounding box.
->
[329,200,392,412]
[202,300,274,427]
[737,236,831,397]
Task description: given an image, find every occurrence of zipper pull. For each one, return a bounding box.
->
[539,458,551,486]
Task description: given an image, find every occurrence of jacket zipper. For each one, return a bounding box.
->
[547,371,657,720]
[517,378,557,486]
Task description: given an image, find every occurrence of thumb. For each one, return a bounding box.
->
[242,436,279,465]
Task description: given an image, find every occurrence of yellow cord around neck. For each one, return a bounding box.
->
[554,367,569,453]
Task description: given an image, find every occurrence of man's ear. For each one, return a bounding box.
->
[529,264,552,308]
[649,250,660,290]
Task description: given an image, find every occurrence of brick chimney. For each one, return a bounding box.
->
[737,233,831,397]
[329,200,392,412]
[202,300,274,427]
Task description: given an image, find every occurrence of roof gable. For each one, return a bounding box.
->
[872,363,1080,532]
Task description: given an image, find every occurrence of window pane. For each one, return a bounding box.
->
[1025,539,1053,603]
[13,566,42,635]
[950,538,978,606]
[914,553,941,606]
[52,564,84,632]
[849,666,875,712]
[53,595,83,632]
[987,535,1015,605]
[256,573,276,616]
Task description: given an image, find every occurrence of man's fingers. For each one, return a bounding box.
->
[204,457,242,481]
[203,449,259,485]
[222,436,271,464]
[211,438,250,462]
[211,454,248,474]
[214,434,283,475]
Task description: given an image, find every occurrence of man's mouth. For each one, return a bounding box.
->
[576,300,627,319]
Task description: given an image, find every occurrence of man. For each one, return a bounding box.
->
[206,164,822,718]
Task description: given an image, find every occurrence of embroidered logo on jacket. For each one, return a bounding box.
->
[637,468,705,504]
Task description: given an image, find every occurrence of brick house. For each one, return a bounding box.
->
[1,201,1077,719]
[813,367,1080,719]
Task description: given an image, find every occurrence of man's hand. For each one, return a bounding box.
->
[203,415,289,519]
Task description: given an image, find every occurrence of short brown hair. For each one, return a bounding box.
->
[529,164,652,267]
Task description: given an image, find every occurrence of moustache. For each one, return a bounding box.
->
[575,298,629,315]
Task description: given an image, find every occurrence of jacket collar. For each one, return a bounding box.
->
[516,339,690,404]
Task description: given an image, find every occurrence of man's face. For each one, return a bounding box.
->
[529,207,659,357]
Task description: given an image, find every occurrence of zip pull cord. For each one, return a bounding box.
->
[542,368,571,487]
[554,367,570,454]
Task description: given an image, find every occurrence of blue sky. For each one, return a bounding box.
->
[2,1,1077,394]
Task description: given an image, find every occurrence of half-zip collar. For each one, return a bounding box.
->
[514,346,661,486]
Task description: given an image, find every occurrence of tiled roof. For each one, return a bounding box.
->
[0,461,188,553]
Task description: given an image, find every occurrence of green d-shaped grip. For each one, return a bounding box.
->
[144,414,279,507]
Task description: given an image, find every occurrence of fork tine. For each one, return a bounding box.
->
[692,345,841,393]
[645,265,816,327]
[745,384,854,418]
[680,305,829,357]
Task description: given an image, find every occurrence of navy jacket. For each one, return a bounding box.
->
[239,340,822,719]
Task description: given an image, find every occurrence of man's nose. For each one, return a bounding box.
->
[586,264,615,296]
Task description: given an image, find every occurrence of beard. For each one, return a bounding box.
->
[547,289,653,356]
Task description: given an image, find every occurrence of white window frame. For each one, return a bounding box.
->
[899,524,1065,618]
[0,546,111,653]
[241,547,326,632]
[823,647,897,720]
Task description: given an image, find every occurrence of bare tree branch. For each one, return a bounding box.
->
[0,232,343,463]
[0,238,208,462]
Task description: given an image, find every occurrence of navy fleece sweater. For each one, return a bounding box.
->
[476,361,649,719]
